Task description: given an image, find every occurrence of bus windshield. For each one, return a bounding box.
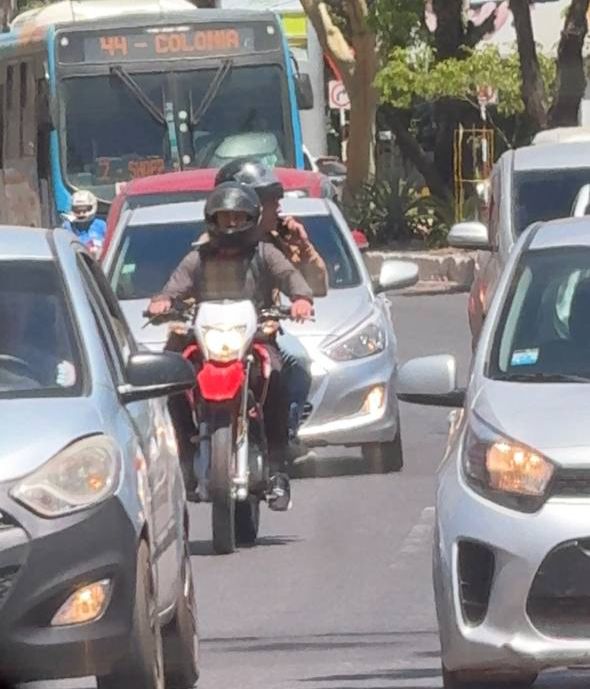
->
[62,65,290,201]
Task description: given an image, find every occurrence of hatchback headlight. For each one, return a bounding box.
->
[323,317,386,362]
[11,437,120,518]
[462,414,554,512]
[203,326,246,362]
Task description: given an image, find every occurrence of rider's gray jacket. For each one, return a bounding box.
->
[157,240,313,310]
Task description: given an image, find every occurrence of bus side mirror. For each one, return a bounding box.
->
[295,73,314,110]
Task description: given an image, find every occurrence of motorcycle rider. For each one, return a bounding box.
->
[148,182,314,502]
[62,190,106,258]
[214,159,328,453]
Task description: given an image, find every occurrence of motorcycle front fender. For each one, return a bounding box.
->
[198,361,245,402]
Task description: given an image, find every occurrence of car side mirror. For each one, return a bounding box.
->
[119,351,195,404]
[397,354,465,408]
[295,73,314,110]
[448,222,490,251]
[373,260,419,294]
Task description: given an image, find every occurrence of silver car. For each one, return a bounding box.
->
[399,216,590,686]
[450,140,590,347]
[0,228,198,687]
[102,198,417,472]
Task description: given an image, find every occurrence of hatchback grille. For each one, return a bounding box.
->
[552,470,590,497]
[527,539,590,638]
[0,567,19,608]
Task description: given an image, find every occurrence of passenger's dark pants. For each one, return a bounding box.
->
[262,341,289,473]
[276,331,312,438]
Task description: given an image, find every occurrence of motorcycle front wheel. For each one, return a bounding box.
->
[209,408,236,555]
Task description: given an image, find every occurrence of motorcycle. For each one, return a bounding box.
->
[145,299,293,555]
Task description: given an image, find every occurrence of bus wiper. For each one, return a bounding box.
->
[499,372,590,383]
[190,58,232,130]
[110,66,166,126]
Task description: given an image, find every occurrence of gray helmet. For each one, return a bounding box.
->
[215,158,284,203]
[204,182,261,249]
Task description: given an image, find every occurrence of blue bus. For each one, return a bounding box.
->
[0,0,311,225]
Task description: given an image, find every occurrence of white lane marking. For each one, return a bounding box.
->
[399,507,435,557]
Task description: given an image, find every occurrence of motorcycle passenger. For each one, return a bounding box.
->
[148,182,314,502]
[63,190,106,258]
[214,159,328,452]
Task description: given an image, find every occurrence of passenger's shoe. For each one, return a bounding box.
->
[267,473,292,511]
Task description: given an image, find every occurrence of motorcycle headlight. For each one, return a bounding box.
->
[11,436,120,518]
[323,317,386,362]
[462,414,555,512]
[203,326,246,362]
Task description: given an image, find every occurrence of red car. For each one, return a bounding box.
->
[102,168,338,256]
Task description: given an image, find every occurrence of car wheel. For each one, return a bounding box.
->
[235,496,261,546]
[442,664,537,688]
[163,538,199,689]
[361,426,403,474]
[97,541,164,689]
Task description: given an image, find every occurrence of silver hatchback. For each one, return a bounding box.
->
[0,227,198,687]
[399,216,590,686]
[102,198,417,472]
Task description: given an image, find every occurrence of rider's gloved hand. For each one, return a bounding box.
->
[290,299,313,322]
[148,297,172,316]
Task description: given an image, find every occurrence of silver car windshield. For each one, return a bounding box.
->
[0,261,83,397]
[490,247,590,381]
[110,215,361,301]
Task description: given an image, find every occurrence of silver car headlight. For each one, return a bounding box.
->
[11,436,120,518]
[323,316,386,362]
[203,326,247,362]
[462,414,554,513]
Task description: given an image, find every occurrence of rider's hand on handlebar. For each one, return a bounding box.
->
[148,297,172,316]
[291,299,313,323]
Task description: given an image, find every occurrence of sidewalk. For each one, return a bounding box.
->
[364,248,476,296]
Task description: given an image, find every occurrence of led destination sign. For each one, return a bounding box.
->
[58,24,276,64]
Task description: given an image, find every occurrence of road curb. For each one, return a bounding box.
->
[365,248,475,295]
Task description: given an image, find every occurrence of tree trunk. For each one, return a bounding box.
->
[548,0,590,127]
[342,0,378,201]
[345,84,377,203]
[432,0,464,59]
[509,0,547,130]
[386,109,449,200]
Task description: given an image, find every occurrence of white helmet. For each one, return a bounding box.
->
[71,190,98,223]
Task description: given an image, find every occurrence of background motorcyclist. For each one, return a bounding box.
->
[148,182,313,502]
[214,159,327,455]
[62,190,106,258]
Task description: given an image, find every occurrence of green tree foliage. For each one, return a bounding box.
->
[377,44,556,119]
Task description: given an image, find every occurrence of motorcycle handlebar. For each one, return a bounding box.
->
[143,302,310,327]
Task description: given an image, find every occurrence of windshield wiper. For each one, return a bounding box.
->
[190,59,233,130]
[110,66,166,126]
[497,372,590,383]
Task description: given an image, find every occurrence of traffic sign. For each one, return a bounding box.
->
[329,80,350,110]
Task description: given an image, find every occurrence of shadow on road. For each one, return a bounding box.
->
[190,535,301,556]
[290,453,375,480]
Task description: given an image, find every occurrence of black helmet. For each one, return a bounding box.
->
[204,182,261,249]
[215,157,284,203]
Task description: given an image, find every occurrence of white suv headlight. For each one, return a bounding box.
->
[323,316,386,362]
[11,436,120,518]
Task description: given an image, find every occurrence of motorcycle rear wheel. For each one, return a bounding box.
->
[209,409,236,555]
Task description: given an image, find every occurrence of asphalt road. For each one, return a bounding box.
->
[25,293,590,689]
[189,292,469,689]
